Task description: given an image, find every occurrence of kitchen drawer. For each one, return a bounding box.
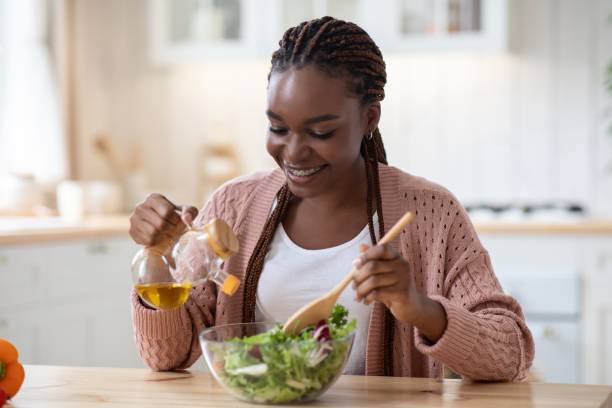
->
[0,238,137,309]
[528,319,579,384]
[0,245,49,307]
[0,305,90,366]
[39,238,136,300]
[0,288,143,368]
[494,267,580,316]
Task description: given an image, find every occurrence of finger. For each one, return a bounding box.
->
[353,272,398,301]
[147,194,181,226]
[137,216,158,240]
[138,206,176,233]
[178,205,199,226]
[130,221,155,246]
[364,286,408,306]
[363,289,384,306]
[129,223,151,246]
[353,243,399,269]
[352,259,395,286]
[135,216,174,246]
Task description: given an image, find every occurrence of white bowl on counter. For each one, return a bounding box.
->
[57,181,123,220]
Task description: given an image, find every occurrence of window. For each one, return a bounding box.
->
[0,0,67,184]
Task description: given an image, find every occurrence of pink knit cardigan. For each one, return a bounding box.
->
[131,164,534,380]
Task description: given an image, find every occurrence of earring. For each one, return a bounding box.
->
[366,132,373,141]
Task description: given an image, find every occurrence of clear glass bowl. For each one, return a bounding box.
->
[199,322,355,404]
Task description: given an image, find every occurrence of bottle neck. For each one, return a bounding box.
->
[206,257,226,287]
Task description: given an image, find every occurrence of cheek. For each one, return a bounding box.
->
[315,138,357,165]
[266,134,282,164]
[328,131,363,163]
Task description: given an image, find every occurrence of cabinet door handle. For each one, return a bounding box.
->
[87,243,110,254]
[541,326,558,339]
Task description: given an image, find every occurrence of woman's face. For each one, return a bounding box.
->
[266,65,378,199]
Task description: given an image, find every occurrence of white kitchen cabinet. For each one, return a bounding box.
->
[149,0,263,63]
[0,237,144,368]
[374,0,508,53]
[479,232,612,385]
[528,320,580,384]
[148,0,508,64]
[275,0,508,53]
[581,242,612,385]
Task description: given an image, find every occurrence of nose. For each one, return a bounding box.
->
[284,133,310,163]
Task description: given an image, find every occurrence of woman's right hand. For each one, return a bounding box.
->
[129,193,199,246]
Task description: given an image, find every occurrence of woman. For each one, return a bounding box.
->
[129,16,534,380]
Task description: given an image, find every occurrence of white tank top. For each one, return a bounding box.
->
[255,215,377,375]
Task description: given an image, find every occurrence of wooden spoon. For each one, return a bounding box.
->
[282,212,414,334]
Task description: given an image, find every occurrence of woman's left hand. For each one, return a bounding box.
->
[352,243,421,324]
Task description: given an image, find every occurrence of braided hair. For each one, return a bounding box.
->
[242,16,394,374]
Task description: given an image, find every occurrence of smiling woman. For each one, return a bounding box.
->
[128,16,534,382]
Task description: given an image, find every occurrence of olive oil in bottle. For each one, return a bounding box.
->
[132,218,241,310]
[135,282,193,310]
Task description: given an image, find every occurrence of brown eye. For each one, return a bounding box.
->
[269,127,288,135]
[310,130,335,139]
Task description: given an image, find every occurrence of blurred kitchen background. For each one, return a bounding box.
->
[1,0,612,385]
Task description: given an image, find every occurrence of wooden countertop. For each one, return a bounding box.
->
[474,219,612,235]
[0,216,129,245]
[2,216,612,246]
[13,365,612,407]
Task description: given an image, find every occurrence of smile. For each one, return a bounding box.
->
[286,165,325,177]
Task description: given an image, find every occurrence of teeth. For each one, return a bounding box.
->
[287,166,323,177]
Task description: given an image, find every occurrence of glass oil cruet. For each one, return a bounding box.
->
[132,218,241,310]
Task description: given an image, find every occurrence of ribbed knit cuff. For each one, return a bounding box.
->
[414,295,480,367]
[131,290,190,340]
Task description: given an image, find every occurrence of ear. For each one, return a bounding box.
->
[362,102,381,135]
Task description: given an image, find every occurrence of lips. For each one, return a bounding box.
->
[283,164,327,185]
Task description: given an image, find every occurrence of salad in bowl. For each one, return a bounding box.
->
[199,304,356,404]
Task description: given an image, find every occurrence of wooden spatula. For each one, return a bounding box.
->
[282,212,414,334]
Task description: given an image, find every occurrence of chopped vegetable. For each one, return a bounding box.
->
[226,363,268,376]
[219,304,356,404]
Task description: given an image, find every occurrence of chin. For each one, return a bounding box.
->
[282,165,331,198]
[286,182,319,199]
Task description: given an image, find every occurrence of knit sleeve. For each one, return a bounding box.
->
[413,210,534,381]
[130,188,227,371]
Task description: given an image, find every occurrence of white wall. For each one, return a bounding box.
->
[72,0,612,213]
[384,0,612,211]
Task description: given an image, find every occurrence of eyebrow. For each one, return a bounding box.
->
[266,110,340,125]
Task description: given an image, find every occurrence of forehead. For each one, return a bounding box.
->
[267,66,360,119]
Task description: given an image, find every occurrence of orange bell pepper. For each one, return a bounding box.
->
[0,339,25,399]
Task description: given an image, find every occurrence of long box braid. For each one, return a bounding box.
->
[242,16,395,375]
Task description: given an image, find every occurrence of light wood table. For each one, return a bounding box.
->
[11,365,612,407]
